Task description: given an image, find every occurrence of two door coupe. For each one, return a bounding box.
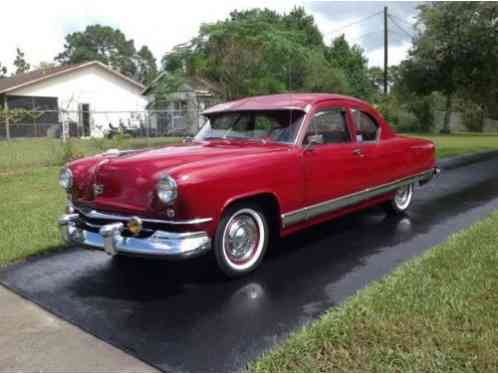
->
[58,94,438,277]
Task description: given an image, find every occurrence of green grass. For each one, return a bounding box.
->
[404,132,498,159]
[0,167,65,265]
[251,211,498,372]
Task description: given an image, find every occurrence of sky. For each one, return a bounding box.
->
[0,0,421,73]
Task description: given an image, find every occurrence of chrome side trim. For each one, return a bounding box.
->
[281,168,436,228]
[76,208,213,225]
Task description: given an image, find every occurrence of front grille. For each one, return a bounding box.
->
[75,215,154,238]
[74,206,188,234]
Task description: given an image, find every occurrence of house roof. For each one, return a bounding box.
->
[202,93,368,115]
[0,61,144,95]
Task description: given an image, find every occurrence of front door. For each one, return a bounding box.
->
[303,105,366,208]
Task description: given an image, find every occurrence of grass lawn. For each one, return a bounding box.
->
[251,210,498,372]
[404,132,498,159]
[0,167,65,266]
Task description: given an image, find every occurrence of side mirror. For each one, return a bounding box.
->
[183,136,193,144]
[305,134,324,150]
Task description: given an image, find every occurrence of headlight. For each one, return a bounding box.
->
[156,175,177,204]
[59,168,73,191]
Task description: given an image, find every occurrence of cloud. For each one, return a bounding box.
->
[0,0,421,73]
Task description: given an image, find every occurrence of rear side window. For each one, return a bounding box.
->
[351,109,379,142]
[305,109,350,145]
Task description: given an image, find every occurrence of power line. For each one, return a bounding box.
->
[325,10,383,37]
[388,15,416,39]
[389,12,416,28]
[348,30,384,43]
[389,30,411,41]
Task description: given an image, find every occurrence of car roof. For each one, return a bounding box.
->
[202,93,370,115]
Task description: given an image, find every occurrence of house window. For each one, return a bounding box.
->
[7,95,59,124]
[175,101,187,111]
[5,95,59,137]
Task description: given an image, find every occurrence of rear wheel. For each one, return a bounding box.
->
[384,183,414,214]
[214,203,269,278]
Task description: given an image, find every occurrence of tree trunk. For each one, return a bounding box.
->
[441,94,452,134]
[479,104,486,133]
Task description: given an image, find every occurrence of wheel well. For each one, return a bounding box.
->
[224,193,281,235]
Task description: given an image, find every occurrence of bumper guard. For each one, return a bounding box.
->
[58,214,211,259]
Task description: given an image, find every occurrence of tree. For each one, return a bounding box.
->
[368,66,401,95]
[13,48,30,74]
[327,35,373,100]
[55,25,157,84]
[135,46,158,86]
[401,2,498,133]
[0,62,7,78]
[158,7,348,100]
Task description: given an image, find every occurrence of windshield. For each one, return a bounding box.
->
[194,110,304,144]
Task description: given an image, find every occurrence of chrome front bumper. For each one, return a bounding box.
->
[58,214,211,259]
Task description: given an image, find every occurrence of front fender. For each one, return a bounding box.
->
[169,149,303,234]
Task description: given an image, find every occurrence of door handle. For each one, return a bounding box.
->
[352,148,363,156]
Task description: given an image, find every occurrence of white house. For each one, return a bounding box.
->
[0,61,148,138]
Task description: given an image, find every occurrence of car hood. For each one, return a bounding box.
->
[72,141,289,215]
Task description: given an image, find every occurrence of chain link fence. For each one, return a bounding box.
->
[0,108,204,141]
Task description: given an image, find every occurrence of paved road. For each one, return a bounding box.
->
[1,155,498,372]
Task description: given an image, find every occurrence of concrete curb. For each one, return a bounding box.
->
[438,150,498,171]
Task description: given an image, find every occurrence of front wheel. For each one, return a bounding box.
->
[214,203,269,278]
[384,183,414,214]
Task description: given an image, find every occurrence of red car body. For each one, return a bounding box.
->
[59,93,438,276]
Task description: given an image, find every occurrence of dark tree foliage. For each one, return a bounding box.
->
[0,62,7,78]
[135,46,158,86]
[55,25,157,84]
[13,48,30,74]
[400,2,498,132]
[327,35,374,100]
[158,7,371,100]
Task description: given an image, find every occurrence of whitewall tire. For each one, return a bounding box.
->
[214,203,269,278]
[384,183,414,214]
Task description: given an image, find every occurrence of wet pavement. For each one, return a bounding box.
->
[1,155,498,372]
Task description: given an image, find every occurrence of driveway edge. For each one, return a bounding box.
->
[438,150,498,170]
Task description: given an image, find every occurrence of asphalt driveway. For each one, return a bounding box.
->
[2,153,498,372]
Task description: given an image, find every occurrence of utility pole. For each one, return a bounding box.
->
[384,6,388,95]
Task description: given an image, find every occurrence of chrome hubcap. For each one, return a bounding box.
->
[223,213,260,264]
[394,184,413,209]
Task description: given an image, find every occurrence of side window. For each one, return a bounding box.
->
[305,109,350,145]
[351,109,379,142]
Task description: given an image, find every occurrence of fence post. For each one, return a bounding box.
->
[3,95,10,141]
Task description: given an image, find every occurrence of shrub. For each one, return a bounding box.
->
[395,110,419,132]
[405,96,434,132]
[373,95,400,127]
[460,101,485,132]
[54,140,84,165]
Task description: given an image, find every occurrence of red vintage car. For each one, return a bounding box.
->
[58,93,439,277]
